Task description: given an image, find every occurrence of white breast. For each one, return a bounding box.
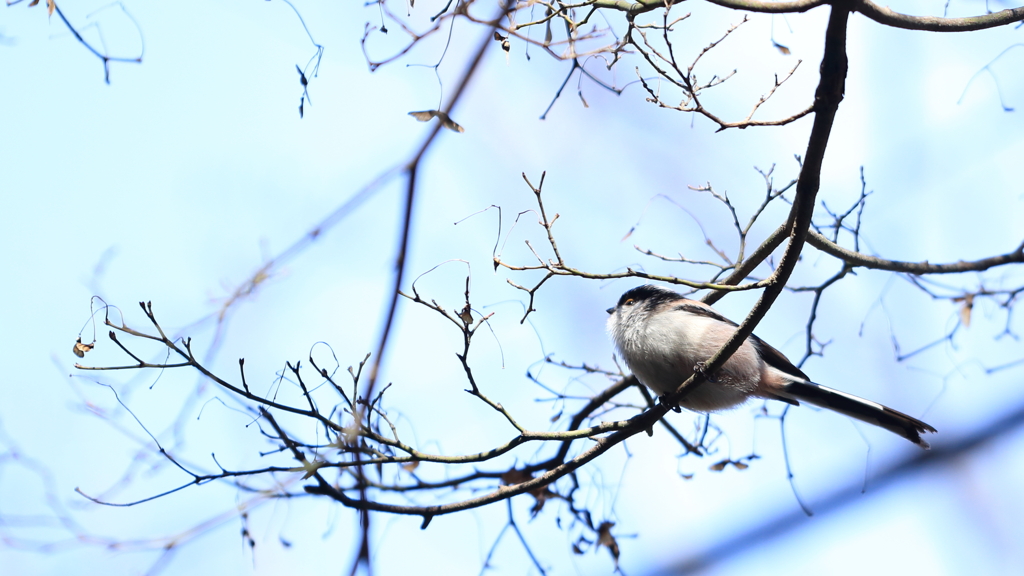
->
[611,307,763,411]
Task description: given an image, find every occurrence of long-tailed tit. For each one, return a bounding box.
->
[607,284,936,448]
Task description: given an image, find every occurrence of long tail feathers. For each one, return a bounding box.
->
[779,380,936,449]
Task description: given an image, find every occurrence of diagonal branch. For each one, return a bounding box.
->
[664,2,851,403]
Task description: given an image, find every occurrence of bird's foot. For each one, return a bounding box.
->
[658,394,682,413]
[693,362,717,383]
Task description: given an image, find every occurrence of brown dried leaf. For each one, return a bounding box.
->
[47,0,54,17]
[29,0,40,6]
[401,460,420,473]
[958,294,974,327]
[773,41,791,55]
[501,468,532,486]
[407,110,465,133]
[710,458,750,471]
[502,468,554,515]
[408,110,438,122]
[299,459,327,479]
[597,522,619,563]
[529,486,555,516]
[73,337,94,358]
[436,111,465,133]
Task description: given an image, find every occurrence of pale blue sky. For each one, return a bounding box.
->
[2,1,1023,575]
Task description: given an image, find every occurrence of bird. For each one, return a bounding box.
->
[606,284,936,448]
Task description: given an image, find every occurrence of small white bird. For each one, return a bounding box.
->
[607,285,936,448]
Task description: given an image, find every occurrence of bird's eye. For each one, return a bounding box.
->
[624,298,635,306]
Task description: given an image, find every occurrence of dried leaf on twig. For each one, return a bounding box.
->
[72,337,94,358]
[408,110,465,133]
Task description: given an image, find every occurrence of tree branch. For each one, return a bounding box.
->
[855,0,1024,32]
[665,2,850,403]
[703,0,828,14]
[807,230,1024,273]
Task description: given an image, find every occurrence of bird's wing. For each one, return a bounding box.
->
[673,301,810,381]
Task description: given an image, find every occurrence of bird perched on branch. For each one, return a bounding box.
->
[607,284,936,448]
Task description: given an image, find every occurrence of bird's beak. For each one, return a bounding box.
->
[606,307,615,315]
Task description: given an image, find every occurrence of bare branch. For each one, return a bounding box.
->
[806,230,1024,274]
[855,0,1024,32]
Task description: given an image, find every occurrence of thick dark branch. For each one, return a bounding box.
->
[855,0,1024,32]
[704,223,788,305]
[807,231,1024,273]
[665,3,849,402]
